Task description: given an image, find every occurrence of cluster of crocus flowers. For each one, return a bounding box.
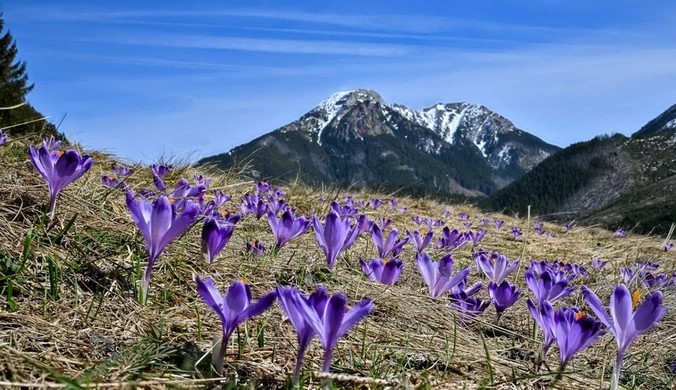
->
[102,163,132,189]
[29,137,93,218]
[525,269,575,306]
[416,252,471,298]
[126,191,200,302]
[359,257,404,285]
[582,285,667,390]
[241,193,269,219]
[277,286,373,389]
[196,277,277,377]
[449,280,489,325]
[437,227,468,251]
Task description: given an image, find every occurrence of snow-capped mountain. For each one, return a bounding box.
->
[632,103,676,138]
[200,89,560,196]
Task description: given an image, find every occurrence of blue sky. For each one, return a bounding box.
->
[4,0,676,162]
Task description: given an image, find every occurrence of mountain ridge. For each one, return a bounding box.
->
[200,89,559,196]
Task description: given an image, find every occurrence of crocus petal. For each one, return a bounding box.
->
[338,298,374,338]
[632,291,667,333]
[322,294,347,350]
[581,286,614,330]
[610,284,634,332]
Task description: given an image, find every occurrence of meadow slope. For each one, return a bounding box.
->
[0,139,674,390]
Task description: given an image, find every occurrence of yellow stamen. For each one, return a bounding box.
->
[419,229,426,236]
[220,210,229,217]
[168,198,176,204]
[382,259,388,265]
[575,311,586,321]
[632,290,641,310]
[57,150,64,157]
[252,239,257,245]
[204,195,212,201]
[109,175,115,180]
[240,278,248,285]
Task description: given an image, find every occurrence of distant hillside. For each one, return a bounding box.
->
[484,104,676,234]
[199,89,559,197]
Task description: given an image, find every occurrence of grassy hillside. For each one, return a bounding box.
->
[1,137,675,389]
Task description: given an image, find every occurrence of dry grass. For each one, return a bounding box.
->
[0,139,674,389]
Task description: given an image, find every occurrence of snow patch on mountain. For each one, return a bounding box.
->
[662,118,676,131]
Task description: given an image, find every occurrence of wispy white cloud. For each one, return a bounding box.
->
[82,34,413,56]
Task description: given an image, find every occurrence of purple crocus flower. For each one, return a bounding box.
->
[637,261,659,272]
[330,201,357,218]
[547,233,556,238]
[564,224,572,233]
[582,285,667,389]
[398,207,408,213]
[467,229,486,247]
[246,239,265,256]
[550,306,604,367]
[29,141,93,218]
[438,227,468,250]
[371,199,382,209]
[412,216,424,225]
[527,299,556,359]
[475,252,519,284]
[494,219,504,230]
[0,129,7,146]
[416,252,471,298]
[407,229,434,254]
[201,218,235,264]
[591,258,608,270]
[276,286,328,388]
[193,174,212,187]
[359,257,404,285]
[665,242,673,252]
[212,190,231,208]
[480,219,490,226]
[378,217,392,230]
[150,164,170,191]
[256,181,271,194]
[293,290,374,389]
[267,196,288,215]
[525,269,575,306]
[642,273,670,288]
[196,276,276,376]
[313,211,356,269]
[511,226,523,238]
[620,267,637,286]
[126,191,200,302]
[101,175,121,188]
[615,229,627,238]
[388,199,398,207]
[463,221,473,228]
[488,280,521,317]
[371,223,408,259]
[241,193,268,219]
[450,294,490,325]
[355,215,374,235]
[267,209,311,249]
[113,164,133,177]
[443,210,452,218]
[534,221,543,229]
[458,212,469,220]
[535,228,545,236]
[171,178,207,208]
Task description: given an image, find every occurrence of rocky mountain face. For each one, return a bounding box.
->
[199,89,559,196]
[485,104,676,235]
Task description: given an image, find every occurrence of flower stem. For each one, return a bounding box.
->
[213,333,229,377]
[548,363,566,389]
[292,349,306,388]
[611,353,624,390]
[321,350,333,390]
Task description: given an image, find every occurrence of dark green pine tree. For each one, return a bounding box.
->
[0,12,58,137]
